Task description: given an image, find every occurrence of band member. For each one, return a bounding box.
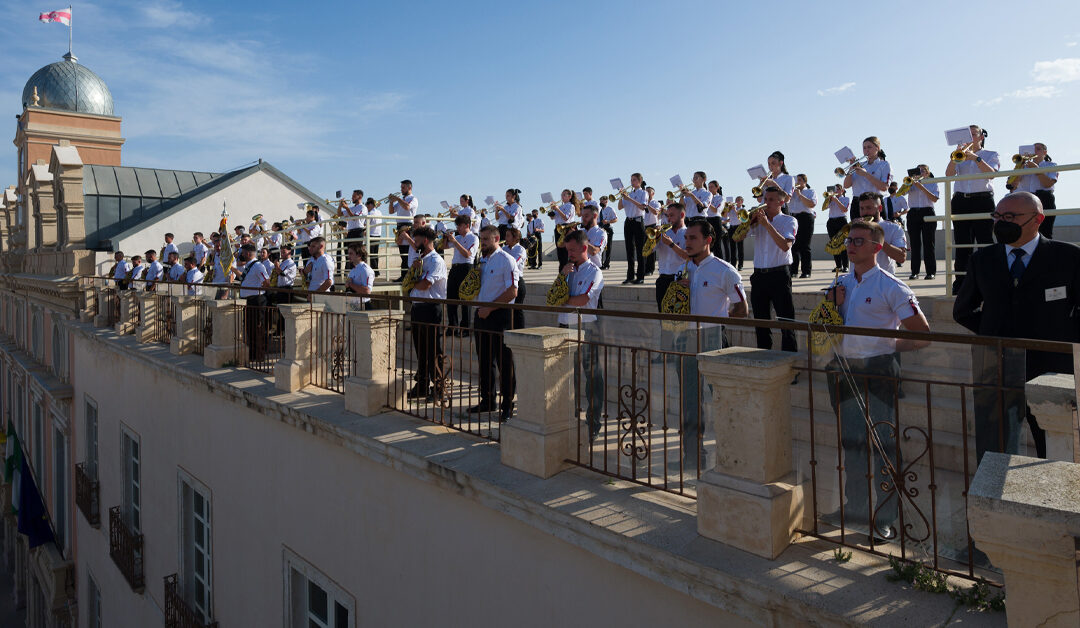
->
[452,194,478,234]
[363,197,382,275]
[405,226,447,401]
[599,197,616,270]
[558,230,605,441]
[678,218,747,468]
[192,233,209,271]
[553,188,580,269]
[446,215,479,332]
[618,173,649,284]
[1014,142,1059,239]
[885,181,908,224]
[266,223,284,253]
[945,125,998,293]
[642,190,660,275]
[900,165,940,280]
[110,251,130,288]
[581,187,599,212]
[183,256,203,296]
[824,219,930,540]
[295,208,322,266]
[167,251,185,283]
[128,255,145,289]
[844,136,891,200]
[503,227,527,330]
[754,151,794,211]
[655,203,689,310]
[789,174,817,277]
[581,205,607,271]
[954,191,1080,463]
[398,214,429,272]
[734,187,798,353]
[721,197,742,268]
[527,209,545,269]
[678,171,711,220]
[387,179,418,280]
[479,208,490,229]
[857,193,907,276]
[342,188,367,245]
[303,236,335,292]
[494,188,522,241]
[143,250,164,291]
[235,244,272,361]
[161,233,178,266]
[825,187,851,272]
[272,244,298,304]
[706,181,725,258]
[345,243,374,311]
[472,225,518,421]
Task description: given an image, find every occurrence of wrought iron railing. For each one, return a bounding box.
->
[192,299,212,356]
[165,574,217,628]
[74,462,99,527]
[235,303,283,373]
[109,505,144,592]
[153,293,177,345]
[309,309,352,393]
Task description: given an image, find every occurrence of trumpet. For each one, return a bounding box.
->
[732,203,766,241]
[436,210,453,218]
[951,142,976,164]
[665,184,690,200]
[1006,153,1039,186]
[819,191,835,212]
[372,193,394,208]
[607,186,631,203]
[555,222,580,247]
[834,157,868,178]
[751,178,776,198]
[641,223,672,257]
[895,175,922,196]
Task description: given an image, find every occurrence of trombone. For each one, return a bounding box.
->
[834,156,868,178]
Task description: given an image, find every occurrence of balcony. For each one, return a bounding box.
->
[109,506,144,592]
[165,574,217,628]
[74,462,99,527]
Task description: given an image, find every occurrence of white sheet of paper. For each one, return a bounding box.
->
[747,165,767,180]
[1018,144,1036,155]
[726,196,733,203]
[610,178,624,190]
[540,192,554,204]
[669,174,684,189]
[440,200,450,209]
[834,147,856,164]
[945,127,974,145]
[485,196,496,206]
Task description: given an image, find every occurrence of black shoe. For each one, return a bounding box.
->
[799,273,810,279]
[908,273,919,280]
[499,403,515,423]
[467,402,497,413]
[791,373,800,385]
[622,278,633,284]
[632,278,645,284]
[737,265,743,271]
[925,274,935,280]
[868,525,898,545]
[406,386,429,399]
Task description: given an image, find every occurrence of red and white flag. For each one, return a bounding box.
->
[39,8,71,26]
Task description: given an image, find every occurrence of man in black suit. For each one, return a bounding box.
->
[953,191,1080,463]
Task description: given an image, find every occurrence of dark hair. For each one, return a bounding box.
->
[479,224,500,238]
[168,251,179,260]
[352,189,363,197]
[768,151,789,175]
[916,164,934,177]
[164,232,174,239]
[193,232,203,238]
[145,249,156,258]
[599,197,608,206]
[763,186,783,198]
[401,179,413,187]
[504,188,521,204]
[686,217,714,241]
[235,225,245,232]
[115,250,125,258]
[131,255,142,263]
[631,172,646,187]
[971,125,988,148]
[858,192,884,206]
[412,226,437,241]
[310,236,326,245]
[582,187,593,194]
[282,244,293,252]
[849,218,885,242]
[563,230,588,246]
[365,197,376,207]
[454,214,471,226]
[693,170,707,182]
[667,202,686,214]
[796,173,808,184]
[460,194,475,209]
[506,227,522,240]
[347,243,368,261]
[184,256,196,265]
[708,180,722,195]
[863,137,886,160]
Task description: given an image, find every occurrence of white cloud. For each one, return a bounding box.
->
[139,0,209,29]
[1007,85,1061,99]
[973,96,1004,107]
[817,81,855,96]
[1067,42,1077,47]
[1031,58,1080,83]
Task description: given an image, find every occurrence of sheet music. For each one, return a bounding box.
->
[440,200,450,209]
[1018,144,1036,155]
[485,196,496,206]
[833,147,856,164]
[725,196,733,203]
[540,192,554,204]
[945,127,974,145]
[669,174,684,189]
[335,190,342,199]
[610,177,624,190]
[747,165,767,180]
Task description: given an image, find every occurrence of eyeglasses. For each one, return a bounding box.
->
[843,236,871,247]
[990,211,1035,222]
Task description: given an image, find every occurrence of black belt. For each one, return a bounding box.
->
[451,263,472,268]
[910,207,933,211]
[626,217,643,222]
[658,273,676,278]
[955,191,992,199]
[753,265,790,275]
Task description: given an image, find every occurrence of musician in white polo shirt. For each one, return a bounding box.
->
[654,202,689,311]
[680,171,712,219]
[598,197,617,270]
[557,230,605,442]
[303,236,335,292]
[345,243,375,311]
[446,215,479,333]
[271,244,299,305]
[406,226,448,402]
[677,218,746,469]
[182,256,203,297]
[788,174,817,278]
[503,227,527,330]
[143,250,164,292]
[234,244,272,362]
[342,188,367,245]
[734,187,798,353]
[387,179,418,281]
[945,124,998,293]
[823,219,929,541]
[618,173,650,284]
[856,193,907,276]
[471,225,518,421]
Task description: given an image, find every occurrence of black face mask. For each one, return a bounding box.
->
[993,215,1035,245]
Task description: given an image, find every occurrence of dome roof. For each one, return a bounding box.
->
[21,53,114,116]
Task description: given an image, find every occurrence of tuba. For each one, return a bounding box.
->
[555,222,580,247]
[400,259,423,295]
[824,222,850,255]
[546,273,570,306]
[660,266,690,315]
[641,223,672,258]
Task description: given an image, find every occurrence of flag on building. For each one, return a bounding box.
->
[39,8,72,25]
[17,458,55,548]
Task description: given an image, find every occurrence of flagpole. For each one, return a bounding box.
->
[68,6,72,56]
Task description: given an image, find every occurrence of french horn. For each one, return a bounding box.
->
[824,223,850,256]
[400,259,423,295]
[641,223,672,258]
[546,273,570,307]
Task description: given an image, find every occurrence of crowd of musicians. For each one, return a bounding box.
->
[103,124,1075,538]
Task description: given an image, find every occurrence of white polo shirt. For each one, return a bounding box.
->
[557,260,604,325]
[1016,160,1058,194]
[168,263,185,282]
[144,261,164,285]
[828,195,851,219]
[392,194,418,219]
[750,213,797,268]
[834,265,921,359]
[953,150,1000,194]
[277,257,297,287]
[657,225,687,275]
[410,249,447,299]
[553,202,574,225]
[192,242,209,266]
[600,205,617,226]
[685,188,712,219]
[450,232,479,265]
[649,200,664,225]
[113,260,131,281]
[530,217,545,235]
[129,264,145,282]
[850,158,891,198]
[162,242,179,260]
[708,195,723,217]
[344,203,365,231]
[476,249,516,303]
[503,243,526,280]
[623,188,647,219]
[307,254,334,292]
[906,181,940,208]
[184,268,204,295]
[876,219,908,276]
[885,194,908,220]
[365,207,383,236]
[498,202,522,227]
[586,225,607,267]
[239,259,271,298]
[790,187,818,215]
[348,262,375,306]
[688,254,745,328]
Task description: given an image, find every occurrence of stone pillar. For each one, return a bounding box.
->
[79,281,98,324]
[696,347,803,560]
[113,290,138,335]
[28,161,56,250]
[275,303,324,392]
[344,310,402,416]
[204,300,243,368]
[500,327,576,478]
[49,141,85,250]
[968,453,1080,628]
[1027,373,1079,463]
[170,297,200,355]
[92,287,114,328]
[135,293,157,343]
[2,186,15,252]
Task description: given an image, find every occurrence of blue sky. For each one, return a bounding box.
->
[2,0,1079,235]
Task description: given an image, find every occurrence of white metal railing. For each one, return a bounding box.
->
[919,162,1078,294]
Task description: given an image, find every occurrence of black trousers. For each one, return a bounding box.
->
[791,212,815,276]
[534,233,544,267]
[655,274,675,311]
[601,226,614,268]
[728,234,744,268]
[410,304,444,393]
[707,217,724,258]
[826,217,849,269]
[512,277,526,330]
[474,308,515,412]
[750,268,797,352]
[556,242,569,269]
[498,224,509,241]
[951,192,994,291]
[397,221,412,275]
[244,294,269,361]
[1035,190,1056,239]
[906,207,937,276]
[368,242,380,274]
[446,264,472,329]
[624,218,645,281]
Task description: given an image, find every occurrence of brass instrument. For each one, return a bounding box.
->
[732,203,766,241]
[665,184,690,201]
[951,142,976,164]
[555,222,579,247]
[834,156,868,178]
[372,193,394,208]
[808,283,845,356]
[546,273,570,307]
[819,191,834,212]
[394,224,411,246]
[458,264,482,300]
[824,223,851,255]
[895,175,922,196]
[660,267,690,315]
[436,210,452,218]
[606,186,631,203]
[434,231,448,252]
[641,223,672,258]
[1006,153,1038,186]
[400,259,423,295]
[751,178,776,198]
